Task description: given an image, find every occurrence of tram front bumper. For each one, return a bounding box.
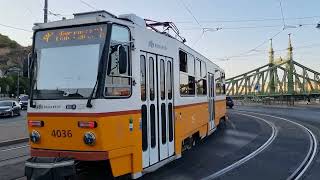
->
[30,148,109,161]
[30,147,138,178]
[25,157,76,179]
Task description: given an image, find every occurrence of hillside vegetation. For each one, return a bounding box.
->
[0,34,31,72]
[0,34,30,95]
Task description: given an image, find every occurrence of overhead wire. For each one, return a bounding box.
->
[0,23,32,32]
[278,0,286,29]
[178,0,202,28]
[175,15,320,24]
[212,29,285,62]
[79,0,99,11]
[212,0,292,62]
[213,40,320,62]
[177,0,209,47]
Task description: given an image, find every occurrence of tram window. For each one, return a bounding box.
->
[167,61,172,100]
[161,103,166,144]
[197,79,207,95]
[195,59,201,77]
[160,59,165,100]
[150,104,156,148]
[215,80,222,95]
[201,61,207,78]
[168,103,173,142]
[105,25,131,97]
[188,54,195,75]
[179,50,187,73]
[141,105,148,151]
[180,74,195,96]
[149,57,155,101]
[140,55,146,101]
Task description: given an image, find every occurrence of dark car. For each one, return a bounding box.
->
[0,100,21,117]
[19,95,29,110]
[226,96,234,108]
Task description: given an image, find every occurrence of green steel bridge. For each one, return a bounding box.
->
[225,34,320,101]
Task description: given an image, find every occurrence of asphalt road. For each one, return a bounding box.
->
[1,105,320,180]
[0,111,28,142]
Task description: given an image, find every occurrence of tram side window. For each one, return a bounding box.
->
[160,59,165,100]
[179,51,187,72]
[196,59,207,95]
[167,61,173,100]
[179,50,195,96]
[149,57,155,101]
[105,25,131,97]
[140,55,146,101]
[201,61,207,78]
[215,74,225,95]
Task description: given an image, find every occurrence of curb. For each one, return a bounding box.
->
[0,138,29,147]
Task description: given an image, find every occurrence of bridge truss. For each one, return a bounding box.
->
[226,35,320,99]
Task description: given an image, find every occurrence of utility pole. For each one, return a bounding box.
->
[17,71,20,98]
[44,0,48,23]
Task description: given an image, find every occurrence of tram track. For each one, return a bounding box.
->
[202,110,317,180]
[202,112,278,180]
[0,144,29,163]
[236,110,318,180]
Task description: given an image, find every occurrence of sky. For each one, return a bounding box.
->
[0,0,319,78]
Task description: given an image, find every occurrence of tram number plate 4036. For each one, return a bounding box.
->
[51,129,72,138]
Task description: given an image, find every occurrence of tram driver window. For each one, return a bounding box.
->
[105,25,131,97]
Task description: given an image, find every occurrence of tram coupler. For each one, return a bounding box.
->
[25,157,76,180]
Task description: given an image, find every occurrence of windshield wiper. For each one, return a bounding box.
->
[86,81,98,108]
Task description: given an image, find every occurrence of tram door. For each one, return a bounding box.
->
[141,52,175,168]
[208,73,215,132]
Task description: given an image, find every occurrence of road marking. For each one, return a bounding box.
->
[202,112,278,180]
[0,145,29,152]
[237,110,318,180]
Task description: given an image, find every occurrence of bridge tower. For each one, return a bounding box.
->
[269,39,276,94]
[286,34,294,96]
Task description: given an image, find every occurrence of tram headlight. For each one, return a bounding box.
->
[83,132,96,146]
[30,130,41,143]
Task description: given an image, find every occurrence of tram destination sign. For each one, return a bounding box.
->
[36,25,107,47]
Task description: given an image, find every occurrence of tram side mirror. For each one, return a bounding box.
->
[118,45,127,74]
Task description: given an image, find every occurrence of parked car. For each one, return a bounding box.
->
[0,100,21,117]
[19,95,29,110]
[226,96,234,108]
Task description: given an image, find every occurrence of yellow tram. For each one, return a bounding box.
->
[26,11,227,179]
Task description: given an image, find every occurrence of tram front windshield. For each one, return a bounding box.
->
[32,24,108,99]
